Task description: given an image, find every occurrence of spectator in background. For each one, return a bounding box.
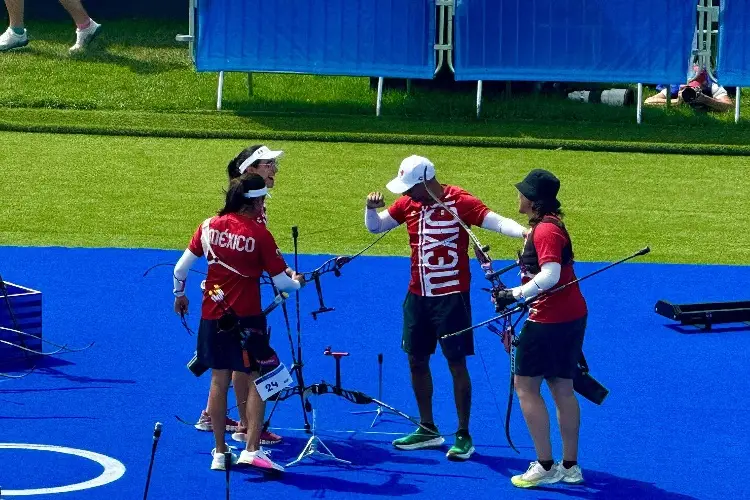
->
[645,66,733,113]
[0,0,101,53]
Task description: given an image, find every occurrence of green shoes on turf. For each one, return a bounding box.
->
[393,426,475,460]
[446,432,475,460]
[392,426,445,450]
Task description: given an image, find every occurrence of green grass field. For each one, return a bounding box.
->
[1,131,748,264]
[1,20,750,156]
[1,19,748,266]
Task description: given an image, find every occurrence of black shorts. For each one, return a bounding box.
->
[514,315,587,379]
[402,291,474,361]
[197,315,268,374]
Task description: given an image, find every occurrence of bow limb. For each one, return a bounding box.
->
[440,303,525,340]
[505,320,520,454]
[306,384,446,437]
[301,256,339,282]
[301,229,394,281]
[0,366,36,379]
[0,326,94,353]
[142,262,206,278]
[0,337,68,356]
[505,364,519,453]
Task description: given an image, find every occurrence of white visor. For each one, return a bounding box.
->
[243,187,268,198]
[238,146,284,174]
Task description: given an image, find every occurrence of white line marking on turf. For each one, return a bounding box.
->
[0,443,126,496]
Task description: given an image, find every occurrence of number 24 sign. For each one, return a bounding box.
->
[254,364,293,401]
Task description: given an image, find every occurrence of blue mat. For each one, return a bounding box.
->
[0,246,748,499]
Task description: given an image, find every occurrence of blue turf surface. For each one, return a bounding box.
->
[1,246,749,499]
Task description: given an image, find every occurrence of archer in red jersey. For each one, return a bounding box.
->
[193,144,286,447]
[365,155,528,461]
[493,169,587,488]
[173,173,303,473]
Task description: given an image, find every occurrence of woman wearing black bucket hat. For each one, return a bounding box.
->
[494,169,587,488]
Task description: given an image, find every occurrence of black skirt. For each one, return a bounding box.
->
[196,315,268,374]
[514,315,587,379]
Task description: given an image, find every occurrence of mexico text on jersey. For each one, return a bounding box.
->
[388,186,490,297]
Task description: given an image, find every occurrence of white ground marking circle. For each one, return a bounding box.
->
[0,443,126,496]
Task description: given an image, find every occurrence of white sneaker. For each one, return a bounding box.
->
[511,461,563,488]
[210,446,238,471]
[0,27,29,52]
[558,462,584,484]
[69,20,101,53]
[237,449,285,473]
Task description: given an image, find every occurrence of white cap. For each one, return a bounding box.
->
[386,155,436,194]
[238,146,284,174]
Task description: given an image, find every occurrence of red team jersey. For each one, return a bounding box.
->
[188,213,288,319]
[388,185,490,297]
[523,221,587,323]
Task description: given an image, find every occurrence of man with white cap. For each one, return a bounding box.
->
[365,155,528,461]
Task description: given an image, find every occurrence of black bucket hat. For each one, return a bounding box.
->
[515,169,561,209]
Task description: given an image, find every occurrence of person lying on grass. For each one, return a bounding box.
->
[645,66,733,113]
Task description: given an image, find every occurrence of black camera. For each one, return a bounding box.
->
[681,85,702,103]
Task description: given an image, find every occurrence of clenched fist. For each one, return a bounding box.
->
[366,192,385,209]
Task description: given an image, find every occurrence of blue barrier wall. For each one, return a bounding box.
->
[196,0,435,78]
[718,0,750,86]
[454,0,696,83]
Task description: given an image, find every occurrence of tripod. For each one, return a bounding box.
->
[261,227,417,463]
[286,346,354,467]
[350,353,400,427]
[286,403,351,467]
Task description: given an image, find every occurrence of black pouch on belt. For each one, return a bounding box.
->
[573,353,609,405]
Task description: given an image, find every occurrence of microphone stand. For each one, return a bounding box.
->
[224,450,232,500]
[143,422,162,500]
